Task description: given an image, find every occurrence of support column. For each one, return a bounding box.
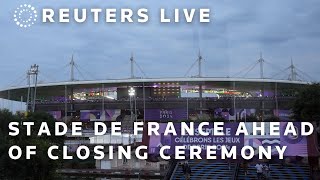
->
[130,54,134,79]
[199,84,203,116]
[102,84,105,111]
[233,81,236,121]
[261,84,265,121]
[259,52,264,79]
[143,82,146,122]
[275,82,279,117]
[20,96,23,111]
[186,82,189,120]
[32,70,38,112]
[70,86,74,117]
[64,85,68,122]
[26,72,31,112]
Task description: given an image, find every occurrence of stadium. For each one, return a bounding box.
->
[0,56,317,180]
[0,55,309,120]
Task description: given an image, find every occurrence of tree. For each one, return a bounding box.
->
[292,83,320,122]
[0,110,64,180]
[210,117,226,122]
[242,114,259,122]
[264,115,280,122]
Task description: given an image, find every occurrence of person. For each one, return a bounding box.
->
[182,162,187,178]
[228,161,231,170]
[255,163,264,180]
[263,164,270,179]
[185,163,192,180]
[243,161,248,176]
[182,162,191,180]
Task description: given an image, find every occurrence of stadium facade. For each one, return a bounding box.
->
[0,76,314,179]
[0,77,308,121]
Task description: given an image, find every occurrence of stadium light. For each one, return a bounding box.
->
[128,87,135,96]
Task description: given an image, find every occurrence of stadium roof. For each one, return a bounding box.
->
[0,77,309,101]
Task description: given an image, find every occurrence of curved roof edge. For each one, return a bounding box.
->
[0,77,310,92]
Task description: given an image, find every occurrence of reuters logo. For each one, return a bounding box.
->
[13,4,37,28]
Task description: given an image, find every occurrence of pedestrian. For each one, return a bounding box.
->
[181,161,187,172]
[182,162,187,178]
[255,163,264,180]
[243,161,248,176]
[185,163,192,180]
[263,164,270,179]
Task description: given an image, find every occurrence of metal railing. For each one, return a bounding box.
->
[232,162,240,180]
[163,160,178,180]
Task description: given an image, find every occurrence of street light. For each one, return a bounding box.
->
[128,87,136,123]
[128,87,135,97]
[128,87,140,179]
[128,87,135,120]
[128,87,136,143]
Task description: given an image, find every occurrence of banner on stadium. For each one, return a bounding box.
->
[274,109,292,121]
[214,108,256,121]
[146,122,317,158]
[148,123,244,155]
[144,108,188,121]
[280,122,308,156]
[244,122,309,157]
[80,109,121,122]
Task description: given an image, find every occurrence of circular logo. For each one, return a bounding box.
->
[282,122,303,144]
[13,4,37,28]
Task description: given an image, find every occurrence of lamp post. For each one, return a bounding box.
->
[128,87,136,121]
[128,87,136,143]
